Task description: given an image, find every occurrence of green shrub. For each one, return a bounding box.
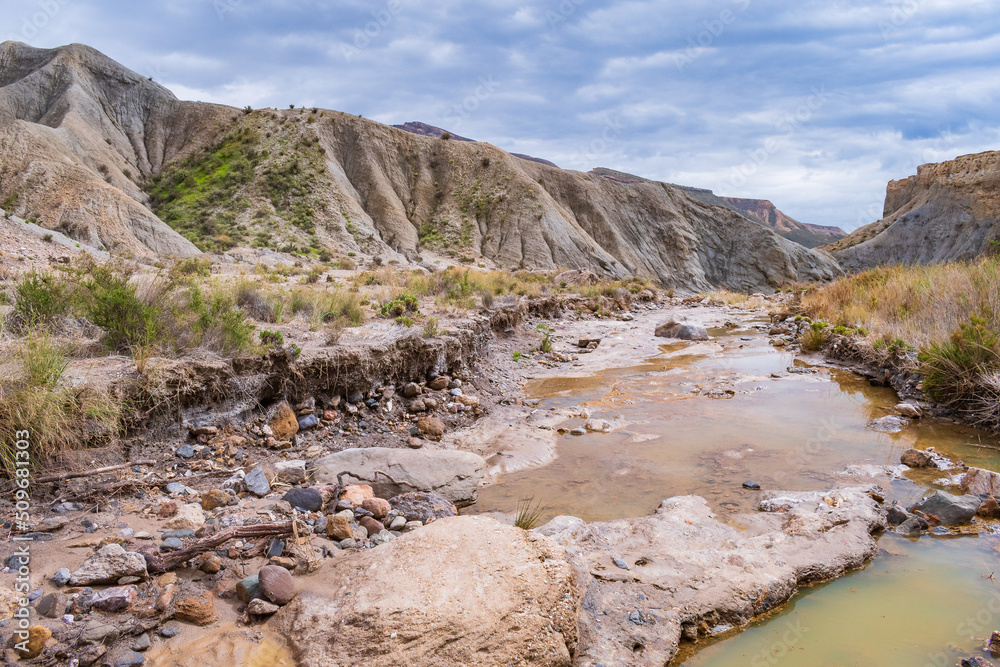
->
[379,293,418,317]
[919,314,1000,404]
[395,316,413,327]
[82,264,161,352]
[14,271,69,321]
[513,497,544,530]
[260,329,285,347]
[422,317,439,338]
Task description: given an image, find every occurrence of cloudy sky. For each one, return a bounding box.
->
[6,0,1000,230]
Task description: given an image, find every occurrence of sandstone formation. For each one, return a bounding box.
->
[313,447,486,506]
[273,516,579,667]
[827,151,1000,270]
[0,42,841,291]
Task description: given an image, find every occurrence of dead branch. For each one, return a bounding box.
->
[37,460,157,484]
[140,521,295,573]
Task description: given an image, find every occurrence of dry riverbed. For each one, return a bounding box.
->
[3,292,998,665]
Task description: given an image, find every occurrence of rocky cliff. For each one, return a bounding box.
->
[0,42,841,291]
[826,151,1000,270]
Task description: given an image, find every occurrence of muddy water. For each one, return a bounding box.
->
[473,326,1000,521]
[470,323,1000,665]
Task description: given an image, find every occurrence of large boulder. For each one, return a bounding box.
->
[314,448,486,507]
[272,516,578,666]
[654,316,709,340]
[554,487,886,665]
[910,490,981,526]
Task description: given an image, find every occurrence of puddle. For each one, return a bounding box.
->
[143,623,295,666]
[468,325,1000,664]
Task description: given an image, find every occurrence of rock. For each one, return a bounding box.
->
[236,575,260,602]
[7,625,50,659]
[895,402,922,418]
[416,416,446,440]
[900,448,934,468]
[244,465,272,497]
[886,504,910,526]
[979,496,1000,519]
[200,555,223,574]
[273,516,577,666]
[269,401,300,440]
[584,419,612,433]
[326,516,354,541]
[533,516,588,543]
[80,620,120,644]
[360,516,385,537]
[164,482,192,496]
[388,492,459,523]
[911,491,981,526]
[569,427,586,436]
[340,484,374,505]
[271,556,298,570]
[316,448,485,507]
[164,503,206,531]
[963,657,991,667]
[991,630,1000,658]
[162,529,195,539]
[612,557,629,570]
[578,338,601,348]
[51,568,71,586]
[200,489,234,511]
[389,516,407,530]
[91,585,137,612]
[559,488,885,665]
[36,592,62,618]
[407,436,425,448]
[402,382,421,398]
[742,481,761,490]
[361,497,391,519]
[132,633,151,651]
[962,467,1000,496]
[338,538,357,549]
[259,565,295,605]
[274,460,307,484]
[70,543,147,586]
[371,529,396,545]
[267,539,285,558]
[866,415,910,433]
[176,444,195,459]
[115,650,146,666]
[428,376,450,391]
[282,487,324,512]
[297,413,319,430]
[248,598,281,615]
[173,592,219,626]
[161,627,179,638]
[654,316,709,340]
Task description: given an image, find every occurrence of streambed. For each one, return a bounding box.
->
[470,321,1000,664]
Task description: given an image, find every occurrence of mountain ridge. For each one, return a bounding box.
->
[0,41,841,291]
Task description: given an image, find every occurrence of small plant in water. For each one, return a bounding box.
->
[514,497,545,530]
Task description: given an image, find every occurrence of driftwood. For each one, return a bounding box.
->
[36,460,158,483]
[141,521,295,573]
[47,467,243,506]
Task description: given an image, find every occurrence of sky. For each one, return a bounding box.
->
[5,0,1000,231]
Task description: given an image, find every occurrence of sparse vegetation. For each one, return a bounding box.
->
[513,497,545,530]
[805,257,1000,429]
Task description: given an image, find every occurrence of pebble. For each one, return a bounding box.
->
[267,539,285,558]
[165,482,195,495]
[236,575,260,603]
[160,627,179,638]
[258,565,295,605]
[449,388,463,396]
[176,444,195,459]
[51,568,71,586]
[160,537,183,551]
[569,428,587,436]
[247,598,281,615]
[612,557,630,570]
[282,487,323,512]
[742,481,761,490]
[162,529,195,539]
[297,413,319,430]
[115,651,146,666]
[389,516,407,531]
[244,466,271,497]
[338,538,357,549]
[132,633,151,651]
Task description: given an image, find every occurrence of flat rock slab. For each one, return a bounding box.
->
[273,516,578,666]
[314,447,486,507]
[541,486,886,666]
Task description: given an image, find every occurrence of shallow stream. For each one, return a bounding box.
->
[470,322,1000,665]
